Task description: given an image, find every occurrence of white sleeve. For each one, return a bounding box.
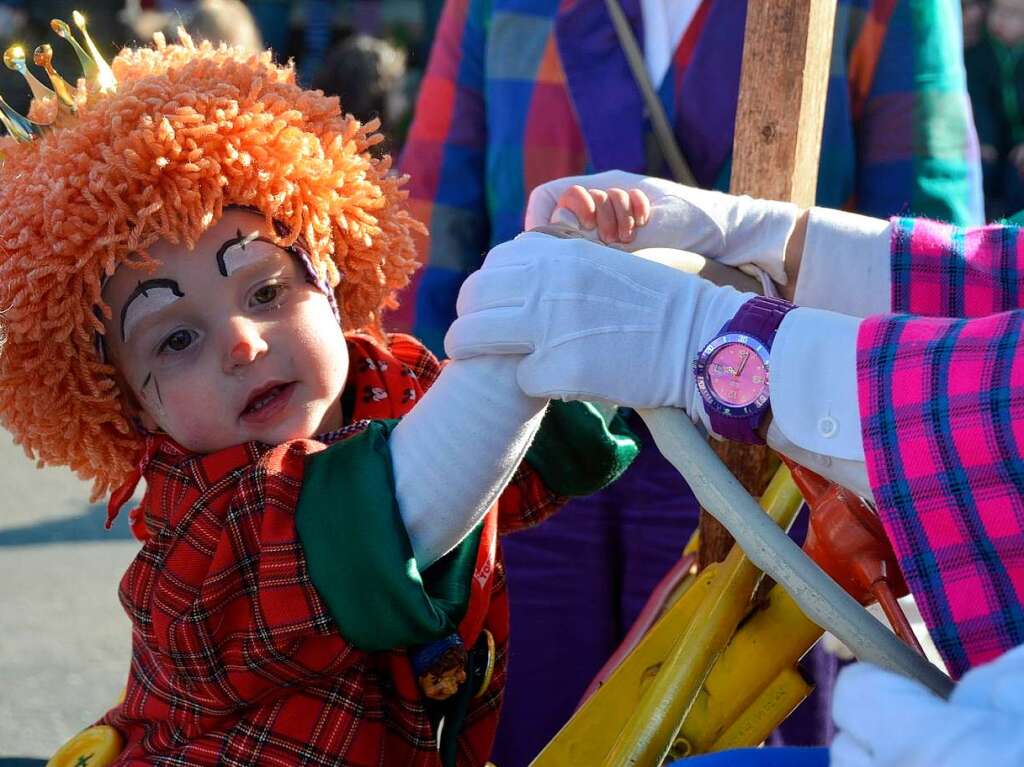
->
[793,207,893,317]
[389,356,548,568]
[766,307,874,500]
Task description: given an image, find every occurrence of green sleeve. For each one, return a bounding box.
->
[525,401,639,497]
[295,420,479,651]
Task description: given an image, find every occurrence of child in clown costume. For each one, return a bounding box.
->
[0,26,644,766]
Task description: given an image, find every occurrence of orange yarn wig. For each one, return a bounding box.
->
[0,33,422,499]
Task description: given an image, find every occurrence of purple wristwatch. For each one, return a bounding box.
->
[692,296,796,444]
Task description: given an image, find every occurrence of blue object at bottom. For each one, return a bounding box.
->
[667,747,829,766]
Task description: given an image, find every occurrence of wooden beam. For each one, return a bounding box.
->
[699,0,837,569]
[730,0,837,207]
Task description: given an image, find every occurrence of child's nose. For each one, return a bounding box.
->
[224,319,268,371]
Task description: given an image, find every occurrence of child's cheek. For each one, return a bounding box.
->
[160,385,227,452]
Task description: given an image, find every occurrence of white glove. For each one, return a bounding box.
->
[949,642,1024,715]
[830,653,1024,767]
[444,232,752,426]
[524,170,800,287]
[390,355,548,567]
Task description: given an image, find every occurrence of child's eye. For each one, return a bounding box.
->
[250,282,286,307]
[159,329,196,354]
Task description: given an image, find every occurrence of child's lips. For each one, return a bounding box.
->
[239,381,296,425]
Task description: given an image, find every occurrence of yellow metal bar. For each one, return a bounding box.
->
[598,466,803,767]
[708,667,813,753]
[674,583,824,754]
[531,562,718,765]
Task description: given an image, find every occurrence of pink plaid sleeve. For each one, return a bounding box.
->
[858,311,1024,677]
[891,218,1024,317]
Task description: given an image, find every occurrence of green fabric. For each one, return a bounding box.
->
[525,401,639,497]
[296,402,638,649]
[296,420,479,651]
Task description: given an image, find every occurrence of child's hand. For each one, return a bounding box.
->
[552,185,650,244]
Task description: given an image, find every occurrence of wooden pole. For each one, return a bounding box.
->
[699,0,838,570]
[730,0,837,207]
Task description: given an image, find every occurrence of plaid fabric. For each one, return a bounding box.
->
[859,219,1024,678]
[395,0,983,353]
[891,216,1024,317]
[102,333,565,766]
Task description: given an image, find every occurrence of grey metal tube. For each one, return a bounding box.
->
[639,407,954,699]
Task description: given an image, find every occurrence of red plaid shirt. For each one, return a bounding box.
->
[102,333,565,765]
[859,219,1024,677]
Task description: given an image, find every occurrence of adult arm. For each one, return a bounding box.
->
[447,232,1024,676]
[793,212,1024,317]
[397,0,489,354]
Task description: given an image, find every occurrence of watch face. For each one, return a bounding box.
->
[706,342,766,406]
[694,333,771,417]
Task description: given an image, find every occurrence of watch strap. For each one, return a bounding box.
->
[703,296,795,444]
[724,295,794,348]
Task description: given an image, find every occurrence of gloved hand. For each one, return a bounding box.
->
[524,170,800,287]
[948,642,1024,715]
[444,232,753,425]
[830,650,1024,767]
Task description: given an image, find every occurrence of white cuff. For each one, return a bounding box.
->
[767,422,874,501]
[794,208,892,317]
[768,307,872,497]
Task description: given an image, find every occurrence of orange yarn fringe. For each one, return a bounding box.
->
[0,33,424,500]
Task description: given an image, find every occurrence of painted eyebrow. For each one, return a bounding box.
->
[215,228,282,277]
[120,278,184,342]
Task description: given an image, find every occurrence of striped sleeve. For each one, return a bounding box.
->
[891,218,1024,316]
[396,0,490,355]
[854,0,983,225]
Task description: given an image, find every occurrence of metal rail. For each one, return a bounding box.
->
[639,408,953,699]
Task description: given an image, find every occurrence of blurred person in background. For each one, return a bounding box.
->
[398,1,983,764]
[966,0,1024,218]
[963,0,988,47]
[247,0,293,55]
[172,0,262,51]
[312,33,411,152]
[124,0,261,53]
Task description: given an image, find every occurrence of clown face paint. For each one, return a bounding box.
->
[101,208,348,452]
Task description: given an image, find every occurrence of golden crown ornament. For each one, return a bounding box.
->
[0,10,117,144]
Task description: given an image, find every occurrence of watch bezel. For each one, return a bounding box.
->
[693,332,771,418]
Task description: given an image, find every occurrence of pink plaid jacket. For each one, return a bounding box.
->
[859,219,1024,677]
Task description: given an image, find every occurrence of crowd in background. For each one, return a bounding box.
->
[964,0,1024,219]
[0,0,437,150]
[1,1,1023,221]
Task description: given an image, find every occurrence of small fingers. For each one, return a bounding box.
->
[554,185,598,229]
[629,188,651,226]
[590,188,619,243]
[606,187,635,243]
